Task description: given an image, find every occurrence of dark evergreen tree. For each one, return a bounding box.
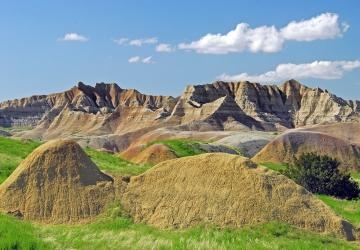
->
[282,153,360,200]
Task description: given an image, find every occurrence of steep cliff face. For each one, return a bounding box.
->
[0,95,58,127]
[1,80,359,149]
[168,79,360,130]
[168,81,293,130]
[0,82,177,141]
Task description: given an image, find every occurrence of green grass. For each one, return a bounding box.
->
[1,139,360,249]
[260,162,288,172]
[1,202,359,250]
[351,172,360,184]
[318,195,360,228]
[0,213,50,250]
[85,147,152,176]
[147,139,206,158]
[0,137,41,183]
[36,206,360,250]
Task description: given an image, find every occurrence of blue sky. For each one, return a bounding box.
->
[0,0,360,101]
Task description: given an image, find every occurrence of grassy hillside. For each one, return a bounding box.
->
[1,137,360,249]
[260,162,288,172]
[85,147,151,176]
[0,137,41,183]
[1,206,358,250]
[0,137,151,185]
[38,217,359,250]
[318,195,360,227]
[0,214,50,250]
[146,138,242,158]
[147,139,206,157]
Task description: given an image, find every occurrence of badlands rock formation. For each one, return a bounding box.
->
[121,153,358,240]
[1,80,359,152]
[252,131,360,171]
[0,140,115,223]
[167,79,360,130]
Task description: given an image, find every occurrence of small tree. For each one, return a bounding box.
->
[283,153,360,200]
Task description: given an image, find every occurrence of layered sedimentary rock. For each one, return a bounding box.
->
[1,80,359,151]
[167,80,360,130]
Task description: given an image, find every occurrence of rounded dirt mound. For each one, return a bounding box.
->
[252,131,360,171]
[129,144,177,165]
[120,144,146,161]
[299,122,360,146]
[0,140,115,223]
[122,153,358,240]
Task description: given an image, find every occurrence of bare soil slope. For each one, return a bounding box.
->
[214,131,276,157]
[299,122,360,146]
[0,140,115,223]
[122,153,358,240]
[252,131,360,171]
[127,144,177,165]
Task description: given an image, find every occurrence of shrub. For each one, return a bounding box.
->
[282,153,360,200]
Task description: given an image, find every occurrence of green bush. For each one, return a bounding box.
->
[283,153,360,200]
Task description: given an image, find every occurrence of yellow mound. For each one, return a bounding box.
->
[252,131,360,171]
[0,140,115,223]
[122,153,358,240]
[120,144,145,160]
[131,144,178,165]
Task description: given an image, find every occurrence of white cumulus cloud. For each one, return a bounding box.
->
[60,33,88,42]
[281,13,347,41]
[218,60,360,83]
[156,43,175,52]
[179,13,348,54]
[128,56,155,64]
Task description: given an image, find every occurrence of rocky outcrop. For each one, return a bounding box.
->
[1,80,359,151]
[167,79,360,130]
[0,82,177,129]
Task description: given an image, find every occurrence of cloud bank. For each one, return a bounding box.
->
[179,13,348,54]
[218,60,360,82]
